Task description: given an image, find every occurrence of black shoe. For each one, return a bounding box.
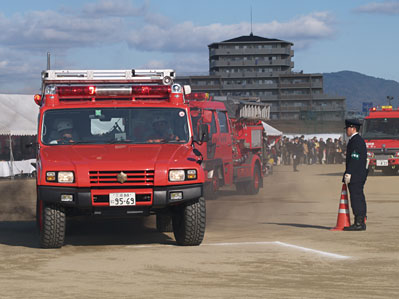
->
[344,215,366,231]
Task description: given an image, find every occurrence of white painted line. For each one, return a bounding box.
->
[205,241,274,246]
[273,241,350,260]
[127,241,351,260]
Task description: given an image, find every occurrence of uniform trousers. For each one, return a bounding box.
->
[348,181,367,216]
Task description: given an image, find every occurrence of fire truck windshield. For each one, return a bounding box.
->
[41,107,190,145]
[362,118,399,139]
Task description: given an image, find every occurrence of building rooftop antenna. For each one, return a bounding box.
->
[250,6,253,36]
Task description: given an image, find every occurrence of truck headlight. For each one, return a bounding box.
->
[58,171,74,183]
[169,170,185,182]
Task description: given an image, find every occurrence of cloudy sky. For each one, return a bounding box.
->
[0,0,398,93]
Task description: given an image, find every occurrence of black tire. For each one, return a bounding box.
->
[236,164,261,195]
[39,203,66,248]
[172,197,206,246]
[156,214,173,232]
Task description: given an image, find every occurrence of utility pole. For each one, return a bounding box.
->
[387,96,394,106]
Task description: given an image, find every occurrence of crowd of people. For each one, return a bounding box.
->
[269,135,346,168]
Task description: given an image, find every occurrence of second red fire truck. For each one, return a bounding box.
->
[363,105,399,175]
[186,93,270,199]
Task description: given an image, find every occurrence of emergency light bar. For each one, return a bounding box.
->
[42,69,175,85]
[185,93,211,101]
[370,106,396,112]
[56,85,171,97]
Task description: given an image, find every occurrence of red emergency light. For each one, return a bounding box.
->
[131,85,171,96]
[56,85,171,98]
[186,93,211,101]
[58,86,95,97]
[34,94,42,106]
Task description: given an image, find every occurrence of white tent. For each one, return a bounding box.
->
[0,94,38,135]
[262,121,283,136]
[0,94,38,177]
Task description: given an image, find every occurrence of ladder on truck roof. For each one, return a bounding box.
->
[41,69,175,85]
[224,99,270,121]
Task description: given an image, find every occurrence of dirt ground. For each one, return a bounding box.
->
[0,165,399,298]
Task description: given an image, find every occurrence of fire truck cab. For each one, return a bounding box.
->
[363,105,399,175]
[35,69,206,248]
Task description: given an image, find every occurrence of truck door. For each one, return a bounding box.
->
[215,110,233,185]
[207,110,218,160]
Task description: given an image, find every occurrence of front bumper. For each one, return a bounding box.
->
[369,158,399,169]
[37,184,203,209]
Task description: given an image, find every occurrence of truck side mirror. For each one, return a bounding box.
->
[202,110,212,123]
[198,124,209,143]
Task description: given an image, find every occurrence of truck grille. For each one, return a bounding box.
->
[89,170,154,186]
[374,154,392,160]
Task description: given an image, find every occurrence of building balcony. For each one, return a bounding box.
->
[210,59,291,68]
[280,94,311,99]
[189,85,221,90]
[279,106,309,112]
[311,106,345,112]
[209,48,291,56]
[221,83,279,90]
[211,70,288,78]
[311,82,323,88]
[279,82,311,88]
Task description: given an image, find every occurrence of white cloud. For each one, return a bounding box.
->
[0,10,124,51]
[0,60,8,68]
[0,1,337,92]
[355,1,399,15]
[127,12,336,52]
[81,0,148,17]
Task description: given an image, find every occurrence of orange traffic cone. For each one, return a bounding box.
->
[331,183,351,231]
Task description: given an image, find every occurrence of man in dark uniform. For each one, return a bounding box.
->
[343,119,368,231]
[292,137,302,172]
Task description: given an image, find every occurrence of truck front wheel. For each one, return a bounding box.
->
[236,164,261,195]
[172,197,206,246]
[38,202,66,248]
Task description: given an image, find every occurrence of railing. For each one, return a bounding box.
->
[210,48,291,56]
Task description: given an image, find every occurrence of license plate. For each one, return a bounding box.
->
[377,160,388,166]
[109,193,136,206]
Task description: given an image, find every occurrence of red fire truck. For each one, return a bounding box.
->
[186,93,269,199]
[34,69,207,248]
[363,105,399,175]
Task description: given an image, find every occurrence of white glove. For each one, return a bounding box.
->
[344,174,351,184]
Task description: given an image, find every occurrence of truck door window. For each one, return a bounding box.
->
[210,112,217,136]
[217,111,228,133]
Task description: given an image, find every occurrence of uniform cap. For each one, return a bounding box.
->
[344,119,362,128]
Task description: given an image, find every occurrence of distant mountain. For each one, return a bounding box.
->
[323,71,399,111]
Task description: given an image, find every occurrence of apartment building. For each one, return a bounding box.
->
[176,34,345,121]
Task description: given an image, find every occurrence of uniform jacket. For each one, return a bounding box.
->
[344,134,367,183]
[292,142,302,158]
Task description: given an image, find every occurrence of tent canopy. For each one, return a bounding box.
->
[262,121,283,136]
[0,94,38,135]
